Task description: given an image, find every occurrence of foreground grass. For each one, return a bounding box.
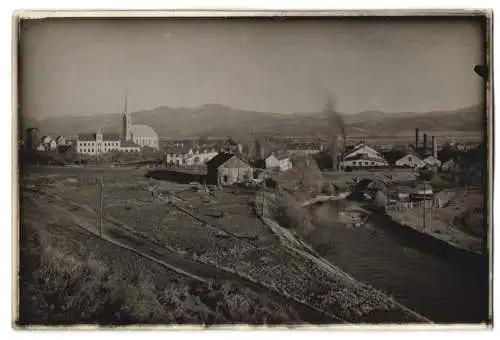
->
[17,212,301,325]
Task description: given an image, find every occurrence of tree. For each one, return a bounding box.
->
[382,149,407,165]
[373,190,388,213]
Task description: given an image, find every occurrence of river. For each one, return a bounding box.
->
[307,201,490,324]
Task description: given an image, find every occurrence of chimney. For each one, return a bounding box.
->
[423,133,428,150]
[415,128,420,148]
[432,136,437,158]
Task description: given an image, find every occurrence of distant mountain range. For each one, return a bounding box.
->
[19,103,484,140]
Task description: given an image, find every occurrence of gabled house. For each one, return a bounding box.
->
[40,136,53,144]
[395,153,426,169]
[165,146,218,166]
[206,152,253,186]
[423,155,442,167]
[341,142,389,169]
[47,139,58,151]
[265,153,293,172]
[54,136,66,146]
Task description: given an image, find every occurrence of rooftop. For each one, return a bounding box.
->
[120,140,140,148]
[131,124,158,139]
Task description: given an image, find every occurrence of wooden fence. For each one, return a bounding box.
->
[385,199,436,213]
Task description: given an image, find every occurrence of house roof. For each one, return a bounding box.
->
[206,152,250,169]
[78,132,121,141]
[206,152,235,168]
[103,132,120,141]
[397,153,423,162]
[120,140,140,148]
[344,153,387,162]
[78,133,96,141]
[276,154,290,161]
[131,124,158,139]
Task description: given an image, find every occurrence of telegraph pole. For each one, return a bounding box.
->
[422,180,427,231]
[97,177,104,237]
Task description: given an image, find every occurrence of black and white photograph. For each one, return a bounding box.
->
[14,11,492,327]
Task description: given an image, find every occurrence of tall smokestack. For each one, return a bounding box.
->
[423,133,428,150]
[432,136,437,158]
[415,128,420,148]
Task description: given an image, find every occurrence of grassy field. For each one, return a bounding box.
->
[18,165,427,324]
[19,196,302,325]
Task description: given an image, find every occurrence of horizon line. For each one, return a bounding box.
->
[23,102,482,121]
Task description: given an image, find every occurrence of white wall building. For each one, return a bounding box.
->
[37,135,65,151]
[165,146,218,166]
[265,154,293,172]
[341,143,389,169]
[77,132,140,155]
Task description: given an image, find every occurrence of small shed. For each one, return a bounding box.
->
[206,152,253,186]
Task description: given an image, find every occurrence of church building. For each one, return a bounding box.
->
[121,93,159,149]
[76,94,159,155]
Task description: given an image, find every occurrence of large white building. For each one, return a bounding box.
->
[76,94,159,155]
[341,142,389,169]
[76,132,141,155]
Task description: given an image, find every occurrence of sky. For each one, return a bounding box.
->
[20,17,485,119]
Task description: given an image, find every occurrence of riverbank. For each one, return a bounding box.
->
[256,191,430,323]
[387,205,484,255]
[307,200,490,323]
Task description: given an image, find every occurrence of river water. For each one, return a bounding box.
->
[307,201,490,324]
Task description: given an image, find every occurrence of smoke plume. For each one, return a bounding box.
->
[323,97,346,145]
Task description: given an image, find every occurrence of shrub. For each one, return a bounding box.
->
[269,189,313,234]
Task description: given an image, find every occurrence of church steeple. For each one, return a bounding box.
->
[122,92,132,141]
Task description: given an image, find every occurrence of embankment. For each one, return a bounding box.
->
[370,211,487,265]
[255,190,430,323]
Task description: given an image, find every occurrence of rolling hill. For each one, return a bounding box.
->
[19,104,485,140]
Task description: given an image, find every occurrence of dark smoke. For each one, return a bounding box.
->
[323,97,346,165]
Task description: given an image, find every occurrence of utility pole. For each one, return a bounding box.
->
[97,177,104,237]
[422,180,427,231]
